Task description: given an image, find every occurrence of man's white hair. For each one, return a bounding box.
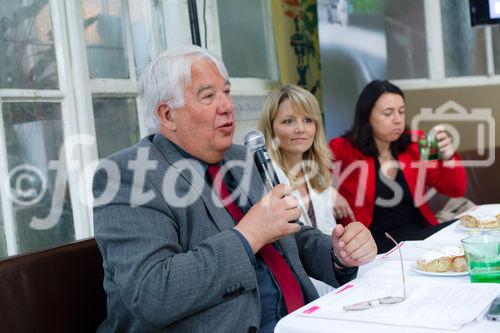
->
[139,45,229,133]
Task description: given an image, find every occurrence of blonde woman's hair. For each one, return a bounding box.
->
[259,84,332,192]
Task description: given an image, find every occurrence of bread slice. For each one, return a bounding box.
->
[451,256,467,272]
[416,246,467,273]
[459,214,478,228]
[417,255,451,272]
[478,218,500,229]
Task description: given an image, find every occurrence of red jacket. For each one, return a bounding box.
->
[328,136,467,228]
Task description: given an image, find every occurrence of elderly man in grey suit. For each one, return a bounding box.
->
[93,45,377,333]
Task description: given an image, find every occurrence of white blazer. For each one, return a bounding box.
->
[273,162,337,235]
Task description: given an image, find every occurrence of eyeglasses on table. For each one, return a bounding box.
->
[343,232,407,311]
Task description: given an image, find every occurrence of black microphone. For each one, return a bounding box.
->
[244,129,301,225]
[244,129,280,190]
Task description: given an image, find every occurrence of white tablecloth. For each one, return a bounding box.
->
[275,221,500,333]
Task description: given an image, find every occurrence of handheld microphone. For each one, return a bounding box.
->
[244,129,303,225]
[244,129,280,191]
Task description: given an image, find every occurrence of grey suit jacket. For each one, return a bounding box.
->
[93,134,356,333]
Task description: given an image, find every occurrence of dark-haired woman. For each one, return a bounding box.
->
[328,80,466,253]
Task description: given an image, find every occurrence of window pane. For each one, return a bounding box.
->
[93,97,140,158]
[0,0,58,89]
[83,0,129,79]
[3,103,75,254]
[217,0,276,79]
[490,26,500,74]
[441,0,487,77]
[384,0,428,79]
[129,0,163,78]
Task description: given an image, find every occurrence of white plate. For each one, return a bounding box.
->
[409,263,468,277]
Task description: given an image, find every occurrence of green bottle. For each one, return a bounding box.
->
[428,134,439,160]
[418,134,429,160]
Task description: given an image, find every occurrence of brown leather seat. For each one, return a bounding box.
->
[461,147,500,205]
[0,238,106,333]
[428,147,500,215]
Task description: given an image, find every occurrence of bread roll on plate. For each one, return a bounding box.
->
[416,246,467,273]
[459,213,500,229]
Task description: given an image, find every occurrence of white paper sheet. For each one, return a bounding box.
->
[298,278,500,331]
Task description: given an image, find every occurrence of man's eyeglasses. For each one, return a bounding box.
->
[343,232,407,311]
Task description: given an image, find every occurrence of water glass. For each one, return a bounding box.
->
[461,235,500,283]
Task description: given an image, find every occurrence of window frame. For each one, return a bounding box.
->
[162,0,280,96]
[67,0,159,238]
[394,0,500,90]
[0,0,91,255]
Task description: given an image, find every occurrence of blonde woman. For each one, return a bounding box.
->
[260,84,357,296]
[259,84,354,235]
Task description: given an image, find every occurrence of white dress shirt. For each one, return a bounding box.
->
[273,162,337,296]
